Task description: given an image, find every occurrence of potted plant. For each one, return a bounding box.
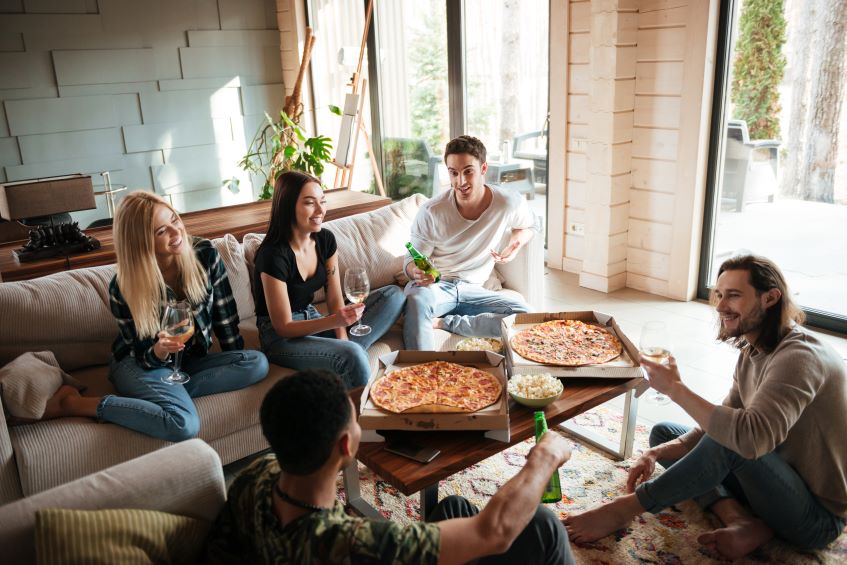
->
[238,109,340,200]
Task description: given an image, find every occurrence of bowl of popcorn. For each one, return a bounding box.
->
[507,373,564,408]
[455,337,503,353]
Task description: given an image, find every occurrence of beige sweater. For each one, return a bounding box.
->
[679,327,847,517]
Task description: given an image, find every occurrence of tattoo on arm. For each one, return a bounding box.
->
[328,265,337,276]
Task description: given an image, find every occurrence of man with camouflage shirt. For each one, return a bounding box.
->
[205,369,575,564]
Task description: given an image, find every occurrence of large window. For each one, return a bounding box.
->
[369,0,549,222]
[701,0,847,332]
[307,0,374,191]
[373,0,450,200]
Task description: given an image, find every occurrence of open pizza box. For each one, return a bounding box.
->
[501,311,644,380]
[359,350,510,443]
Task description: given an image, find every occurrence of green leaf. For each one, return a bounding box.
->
[329,104,342,116]
[283,145,297,159]
[281,112,296,128]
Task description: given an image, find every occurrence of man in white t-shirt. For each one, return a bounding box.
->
[403,135,536,350]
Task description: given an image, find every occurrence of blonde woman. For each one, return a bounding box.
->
[43,191,268,441]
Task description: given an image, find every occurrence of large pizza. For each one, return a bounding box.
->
[369,361,502,413]
[510,319,622,366]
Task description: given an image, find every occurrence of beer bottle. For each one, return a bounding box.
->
[533,411,563,504]
[405,242,441,282]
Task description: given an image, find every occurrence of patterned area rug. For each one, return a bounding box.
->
[336,406,847,564]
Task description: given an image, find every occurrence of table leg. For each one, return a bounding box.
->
[420,484,439,521]
[342,461,384,520]
[559,388,639,461]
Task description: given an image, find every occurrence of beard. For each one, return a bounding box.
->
[718,302,768,342]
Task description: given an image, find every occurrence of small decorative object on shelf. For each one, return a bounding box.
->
[15,221,100,262]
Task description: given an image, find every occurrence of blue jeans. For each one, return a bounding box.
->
[100,350,269,442]
[427,495,574,564]
[258,285,405,389]
[636,421,846,549]
[403,279,531,350]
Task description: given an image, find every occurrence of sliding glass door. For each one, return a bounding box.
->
[700,0,847,332]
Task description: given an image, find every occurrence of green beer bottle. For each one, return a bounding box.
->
[405,242,441,282]
[533,411,563,504]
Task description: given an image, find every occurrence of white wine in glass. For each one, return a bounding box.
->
[160,300,194,385]
[344,266,371,337]
[639,321,673,406]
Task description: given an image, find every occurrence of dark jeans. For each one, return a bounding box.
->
[427,495,574,565]
[637,421,846,550]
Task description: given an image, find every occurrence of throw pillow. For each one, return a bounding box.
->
[211,234,255,322]
[35,508,208,565]
[0,351,85,421]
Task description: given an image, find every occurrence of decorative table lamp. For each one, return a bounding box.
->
[0,174,101,262]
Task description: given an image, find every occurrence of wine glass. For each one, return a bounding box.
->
[160,300,195,385]
[344,266,371,337]
[639,321,673,406]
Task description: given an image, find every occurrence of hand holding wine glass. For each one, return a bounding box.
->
[639,321,674,406]
[344,266,371,337]
[160,300,194,385]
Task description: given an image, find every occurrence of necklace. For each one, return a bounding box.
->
[273,481,329,512]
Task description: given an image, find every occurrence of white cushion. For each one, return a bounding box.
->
[0,352,84,420]
[210,234,254,323]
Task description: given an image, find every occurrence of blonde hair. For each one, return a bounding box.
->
[113,191,208,339]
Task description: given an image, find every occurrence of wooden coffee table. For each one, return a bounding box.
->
[344,375,646,520]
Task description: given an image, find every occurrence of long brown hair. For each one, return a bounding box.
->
[712,254,805,352]
[260,171,321,251]
[113,191,207,338]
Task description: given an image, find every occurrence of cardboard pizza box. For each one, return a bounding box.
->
[501,311,643,379]
[359,350,510,443]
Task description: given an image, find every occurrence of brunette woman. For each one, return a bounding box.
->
[42,191,268,441]
[253,171,404,388]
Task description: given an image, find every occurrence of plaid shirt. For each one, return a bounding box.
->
[109,238,243,369]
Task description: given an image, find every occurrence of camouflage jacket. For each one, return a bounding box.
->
[205,455,440,564]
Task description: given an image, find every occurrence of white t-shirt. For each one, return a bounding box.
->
[406,185,535,285]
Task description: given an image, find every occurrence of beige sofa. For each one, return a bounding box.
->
[0,439,226,565]
[0,193,543,504]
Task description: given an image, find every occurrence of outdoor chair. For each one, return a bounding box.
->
[512,117,549,185]
[721,119,780,212]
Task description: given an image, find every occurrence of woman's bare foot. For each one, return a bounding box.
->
[564,493,644,542]
[697,517,773,560]
[42,385,83,420]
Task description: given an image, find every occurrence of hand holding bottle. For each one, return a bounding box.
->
[406,242,441,285]
[533,411,569,503]
[408,264,437,287]
[534,428,573,468]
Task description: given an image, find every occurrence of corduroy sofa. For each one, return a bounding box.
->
[0,192,543,505]
[0,439,225,565]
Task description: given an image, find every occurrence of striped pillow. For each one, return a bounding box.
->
[35,508,209,565]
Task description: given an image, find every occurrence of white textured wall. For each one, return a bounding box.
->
[554,0,717,300]
[0,0,285,227]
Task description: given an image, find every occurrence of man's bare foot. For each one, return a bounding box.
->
[697,517,773,560]
[42,385,82,420]
[432,318,445,330]
[564,494,644,542]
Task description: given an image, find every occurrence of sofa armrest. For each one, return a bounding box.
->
[0,438,226,565]
[0,401,23,505]
[494,215,544,308]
